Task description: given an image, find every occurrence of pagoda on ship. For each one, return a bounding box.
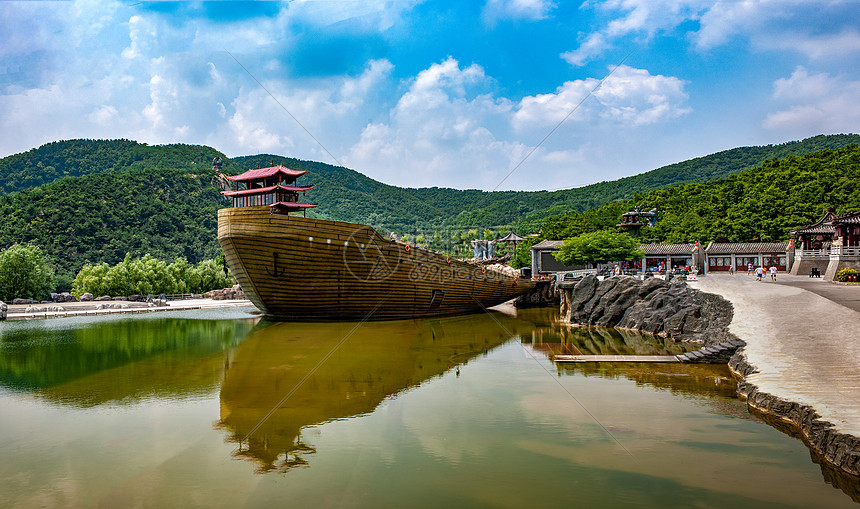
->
[222,165,317,215]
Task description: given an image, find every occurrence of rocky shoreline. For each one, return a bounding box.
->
[556,275,736,345]
[730,355,860,478]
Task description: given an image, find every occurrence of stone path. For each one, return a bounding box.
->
[693,274,860,437]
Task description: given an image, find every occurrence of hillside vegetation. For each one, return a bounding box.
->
[0,135,857,287]
[539,145,860,243]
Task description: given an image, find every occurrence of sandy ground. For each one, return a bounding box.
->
[693,273,860,436]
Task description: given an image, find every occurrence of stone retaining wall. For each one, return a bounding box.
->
[513,281,559,308]
[730,354,860,477]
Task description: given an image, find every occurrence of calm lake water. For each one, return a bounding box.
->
[1,306,858,508]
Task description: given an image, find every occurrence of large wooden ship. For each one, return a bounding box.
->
[217,165,535,320]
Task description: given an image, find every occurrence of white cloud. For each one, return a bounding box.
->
[483,0,556,24]
[567,0,860,65]
[345,58,529,189]
[561,32,609,67]
[514,65,689,129]
[764,67,860,135]
[88,105,118,125]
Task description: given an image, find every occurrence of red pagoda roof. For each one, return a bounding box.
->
[227,165,306,181]
[271,202,317,208]
[221,184,314,197]
[269,201,318,215]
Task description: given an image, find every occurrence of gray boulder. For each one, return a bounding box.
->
[94,295,111,301]
[80,293,94,302]
[559,275,735,345]
[0,301,7,320]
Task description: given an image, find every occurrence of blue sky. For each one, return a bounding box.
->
[1,0,858,191]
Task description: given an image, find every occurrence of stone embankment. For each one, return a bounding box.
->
[557,275,736,346]
[514,280,559,308]
[730,346,860,477]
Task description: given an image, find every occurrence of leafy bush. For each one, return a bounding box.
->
[0,243,56,301]
[555,230,644,266]
[71,254,234,298]
[835,268,858,282]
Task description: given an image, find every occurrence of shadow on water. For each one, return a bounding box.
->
[0,311,258,406]
[216,310,537,474]
[521,320,739,400]
[749,406,860,503]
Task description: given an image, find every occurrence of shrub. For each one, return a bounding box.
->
[835,268,858,282]
[0,244,56,301]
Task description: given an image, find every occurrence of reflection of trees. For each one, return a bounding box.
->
[525,323,690,357]
[0,316,257,406]
[217,312,537,474]
[523,323,739,400]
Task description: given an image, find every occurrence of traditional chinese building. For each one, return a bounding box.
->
[222,165,317,216]
[789,208,836,276]
[530,240,587,275]
[825,210,860,279]
[787,208,860,278]
[639,243,701,272]
[617,207,658,236]
[703,242,791,274]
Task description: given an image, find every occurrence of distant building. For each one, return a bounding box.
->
[617,207,658,236]
[790,208,860,279]
[530,240,586,275]
[639,243,700,271]
[703,242,791,274]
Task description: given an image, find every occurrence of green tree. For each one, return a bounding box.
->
[554,230,644,266]
[0,243,56,301]
[510,237,541,269]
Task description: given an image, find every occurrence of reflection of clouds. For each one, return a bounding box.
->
[399,370,504,464]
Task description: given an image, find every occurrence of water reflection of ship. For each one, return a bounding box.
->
[217,311,536,473]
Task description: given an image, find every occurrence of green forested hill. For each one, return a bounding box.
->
[234,133,860,233]
[6,134,858,233]
[0,167,225,286]
[0,139,241,195]
[1,135,858,287]
[538,144,860,245]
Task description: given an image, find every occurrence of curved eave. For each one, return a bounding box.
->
[221,184,314,197]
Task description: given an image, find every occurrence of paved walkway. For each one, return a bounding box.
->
[693,274,860,437]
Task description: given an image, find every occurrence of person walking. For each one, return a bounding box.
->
[755,266,764,281]
[769,265,777,281]
[729,264,735,275]
[747,262,754,276]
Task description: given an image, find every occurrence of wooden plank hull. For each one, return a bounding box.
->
[217,207,535,320]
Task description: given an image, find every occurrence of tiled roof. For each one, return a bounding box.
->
[794,224,836,234]
[705,242,789,253]
[497,231,526,242]
[221,184,314,197]
[227,165,306,181]
[833,210,860,224]
[639,243,696,255]
[531,240,564,250]
[791,210,837,235]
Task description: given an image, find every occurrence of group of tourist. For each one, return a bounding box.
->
[740,262,778,281]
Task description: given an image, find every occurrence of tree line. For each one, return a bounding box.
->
[0,244,233,302]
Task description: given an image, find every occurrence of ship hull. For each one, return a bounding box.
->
[217,207,535,320]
